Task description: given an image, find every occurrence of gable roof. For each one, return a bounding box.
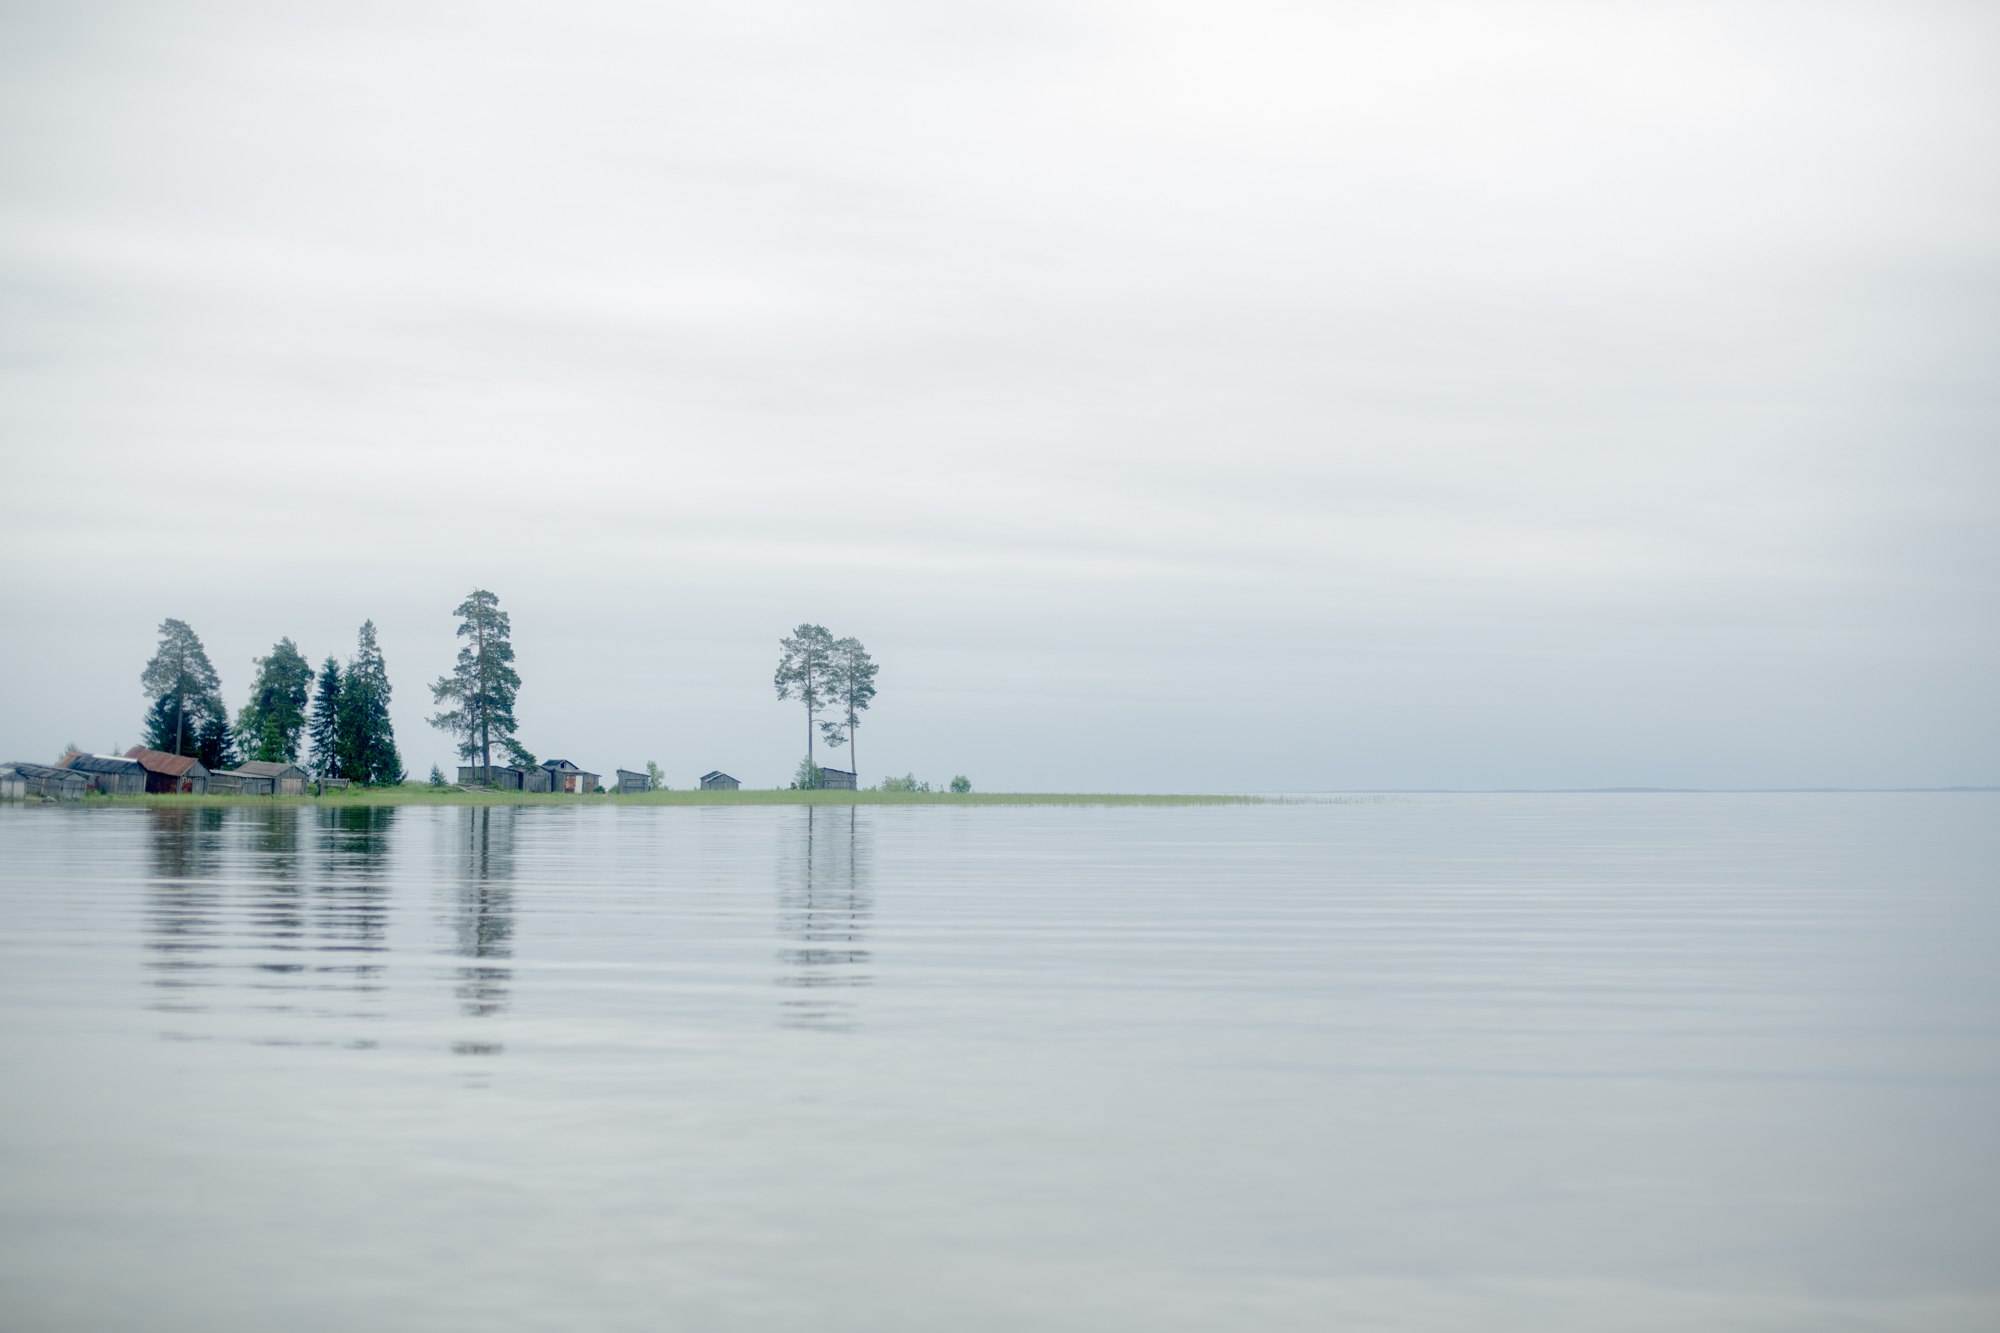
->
[701,770,736,781]
[542,760,581,771]
[126,747,208,778]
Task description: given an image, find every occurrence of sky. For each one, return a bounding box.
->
[1,0,1995,791]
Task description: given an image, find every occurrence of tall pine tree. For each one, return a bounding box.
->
[339,620,402,785]
[774,624,835,788]
[428,590,523,783]
[307,656,342,780]
[139,619,221,758]
[235,638,315,763]
[816,636,878,780]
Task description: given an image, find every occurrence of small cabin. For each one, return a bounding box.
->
[615,769,650,794]
[819,767,857,790]
[125,747,209,794]
[458,765,527,790]
[57,753,148,795]
[700,770,739,791]
[234,761,308,795]
[541,760,600,794]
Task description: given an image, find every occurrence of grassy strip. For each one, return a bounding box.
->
[43,785,1302,809]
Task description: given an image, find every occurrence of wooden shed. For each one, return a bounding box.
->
[1,762,91,799]
[819,767,857,791]
[125,747,209,794]
[541,760,600,793]
[58,753,148,795]
[615,769,650,794]
[458,765,527,790]
[234,761,308,795]
[208,770,275,796]
[700,770,739,791]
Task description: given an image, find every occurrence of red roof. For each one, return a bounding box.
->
[126,747,206,777]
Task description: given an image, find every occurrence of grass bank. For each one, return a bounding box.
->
[51,785,1301,809]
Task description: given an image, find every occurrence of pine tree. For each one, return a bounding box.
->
[307,656,343,780]
[774,624,834,788]
[194,697,237,771]
[235,637,315,763]
[140,619,221,757]
[816,636,878,780]
[339,620,402,785]
[428,590,523,783]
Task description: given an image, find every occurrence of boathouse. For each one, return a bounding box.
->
[1,762,92,799]
[818,767,857,790]
[700,770,739,791]
[615,769,650,794]
[125,747,209,794]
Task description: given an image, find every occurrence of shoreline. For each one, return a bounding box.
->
[5,786,1292,809]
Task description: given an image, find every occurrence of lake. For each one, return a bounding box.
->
[1,794,1995,1331]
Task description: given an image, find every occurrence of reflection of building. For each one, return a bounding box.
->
[775,805,872,1030]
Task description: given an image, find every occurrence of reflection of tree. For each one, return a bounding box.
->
[776,804,872,1030]
[453,806,515,1019]
[145,809,224,1011]
[144,805,393,1022]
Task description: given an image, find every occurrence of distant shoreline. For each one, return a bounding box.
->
[11,787,1292,809]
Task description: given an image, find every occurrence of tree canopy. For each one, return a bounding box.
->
[235,637,315,763]
[817,636,878,779]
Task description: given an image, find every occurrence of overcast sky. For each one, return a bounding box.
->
[1,0,1994,790]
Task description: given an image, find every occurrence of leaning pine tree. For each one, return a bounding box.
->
[337,620,402,786]
[816,636,878,782]
[774,623,835,789]
[140,618,222,758]
[428,589,524,785]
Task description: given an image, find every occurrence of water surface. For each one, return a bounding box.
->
[1,795,1995,1331]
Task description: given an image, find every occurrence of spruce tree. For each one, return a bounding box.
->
[235,638,315,763]
[307,656,342,780]
[140,619,222,757]
[194,697,237,771]
[339,620,402,785]
[428,590,523,783]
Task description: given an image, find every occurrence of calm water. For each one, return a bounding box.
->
[0,795,1995,1331]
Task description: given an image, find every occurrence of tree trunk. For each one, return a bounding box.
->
[175,686,185,756]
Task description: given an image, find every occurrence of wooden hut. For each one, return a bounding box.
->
[1,763,91,799]
[700,770,739,791]
[819,767,857,791]
[124,747,208,794]
[457,765,526,790]
[234,761,308,795]
[208,769,275,796]
[541,760,600,793]
[57,753,148,795]
[615,769,651,794]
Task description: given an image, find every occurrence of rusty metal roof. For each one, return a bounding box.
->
[126,747,208,778]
